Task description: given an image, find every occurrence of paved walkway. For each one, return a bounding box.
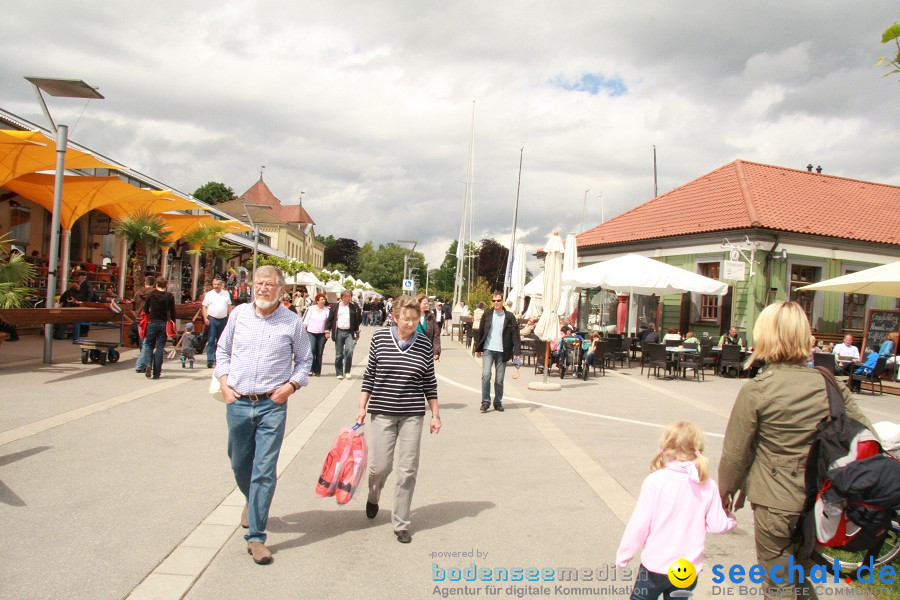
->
[1,327,897,599]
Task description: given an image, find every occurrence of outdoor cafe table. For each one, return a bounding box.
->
[666,346,698,380]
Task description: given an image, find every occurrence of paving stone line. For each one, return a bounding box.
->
[125,378,353,600]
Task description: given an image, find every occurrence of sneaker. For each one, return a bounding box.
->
[480,404,489,413]
[145,365,152,378]
[207,362,214,369]
[344,373,352,380]
[366,501,379,519]
[337,374,344,380]
[395,530,412,544]
[181,359,186,369]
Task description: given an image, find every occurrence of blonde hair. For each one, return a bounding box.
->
[392,295,421,319]
[748,301,810,368]
[888,332,899,344]
[650,421,708,482]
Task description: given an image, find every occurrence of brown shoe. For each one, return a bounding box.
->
[247,541,273,564]
[241,503,249,529]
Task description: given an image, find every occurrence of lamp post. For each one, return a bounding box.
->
[241,202,269,283]
[397,240,417,295]
[25,77,104,364]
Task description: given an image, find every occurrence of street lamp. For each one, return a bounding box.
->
[241,202,269,282]
[25,77,104,365]
[397,240,417,295]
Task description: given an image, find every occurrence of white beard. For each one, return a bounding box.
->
[255,297,280,311]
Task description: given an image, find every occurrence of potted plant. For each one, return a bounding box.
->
[0,232,36,348]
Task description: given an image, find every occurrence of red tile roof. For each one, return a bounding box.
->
[577,160,900,249]
[239,178,316,225]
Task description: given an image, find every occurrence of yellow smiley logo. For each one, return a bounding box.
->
[667,558,697,588]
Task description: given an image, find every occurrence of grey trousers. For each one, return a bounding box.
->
[367,413,424,532]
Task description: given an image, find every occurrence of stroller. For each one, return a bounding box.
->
[557,336,582,379]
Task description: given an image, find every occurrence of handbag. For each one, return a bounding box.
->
[209,374,224,402]
[138,312,149,339]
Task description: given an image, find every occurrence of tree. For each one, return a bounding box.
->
[474,238,509,293]
[113,210,171,289]
[429,240,458,298]
[183,223,234,291]
[316,234,336,250]
[0,232,35,309]
[358,243,426,298]
[192,181,237,205]
[324,237,360,274]
[878,22,900,79]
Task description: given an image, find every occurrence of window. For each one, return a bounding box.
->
[10,205,30,244]
[789,265,820,324]
[841,271,867,330]
[698,262,720,321]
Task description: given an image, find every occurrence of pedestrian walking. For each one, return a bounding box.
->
[441,301,453,335]
[132,275,156,372]
[214,265,312,565]
[719,301,872,599]
[474,292,521,413]
[302,293,329,376]
[202,276,232,369]
[142,277,176,379]
[617,421,736,600]
[325,289,362,379]
[356,295,441,544]
[416,293,441,361]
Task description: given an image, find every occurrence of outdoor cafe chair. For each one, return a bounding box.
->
[646,343,674,379]
[813,351,836,374]
[611,336,633,368]
[520,337,537,367]
[718,344,744,378]
[849,356,888,395]
[679,344,708,382]
[683,342,699,351]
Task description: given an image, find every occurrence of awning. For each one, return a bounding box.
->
[3,173,200,230]
[0,129,116,186]
[159,214,252,247]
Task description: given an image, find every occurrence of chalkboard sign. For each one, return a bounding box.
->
[862,309,900,353]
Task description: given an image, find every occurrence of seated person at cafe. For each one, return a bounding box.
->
[879,331,898,356]
[850,344,880,392]
[662,327,682,344]
[520,317,538,338]
[683,331,700,346]
[718,326,743,347]
[833,333,860,375]
[638,322,658,343]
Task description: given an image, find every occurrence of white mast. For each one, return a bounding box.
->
[453,101,475,311]
[504,146,524,299]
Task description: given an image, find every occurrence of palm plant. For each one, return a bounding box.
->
[0,232,36,309]
[183,223,235,291]
[113,211,170,289]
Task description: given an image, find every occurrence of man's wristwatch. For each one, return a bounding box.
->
[287,381,299,391]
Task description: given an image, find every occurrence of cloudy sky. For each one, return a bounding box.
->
[3,1,898,270]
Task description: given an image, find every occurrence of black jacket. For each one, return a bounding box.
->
[474,309,521,362]
[143,290,176,323]
[325,301,362,338]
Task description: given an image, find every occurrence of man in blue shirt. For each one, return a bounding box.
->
[474,292,521,413]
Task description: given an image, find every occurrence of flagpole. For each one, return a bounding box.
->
[504,146,524,299]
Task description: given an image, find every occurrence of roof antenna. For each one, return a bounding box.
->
[259,165,266,181]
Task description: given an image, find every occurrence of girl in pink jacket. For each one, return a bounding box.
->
[617,421,736,599]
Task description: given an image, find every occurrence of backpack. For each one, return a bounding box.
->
[794,368,895,559]
[315,424,368,505]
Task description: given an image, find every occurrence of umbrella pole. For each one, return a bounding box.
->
[543,342,550,385]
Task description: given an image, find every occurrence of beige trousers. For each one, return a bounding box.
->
[367,414,424,532]
[753,504,819,600]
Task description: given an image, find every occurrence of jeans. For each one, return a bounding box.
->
[206,316,227,365]
[368,413,424,532]
[629,564,697,600]
[308,332,326,375]
[135,337,152,371]
[481,349,506,407]
[144,321,167,378]
[226,397,287,543]
[334,330,356,375]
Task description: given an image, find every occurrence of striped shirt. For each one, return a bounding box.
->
[362,328,438,416]
[214,302,312,396]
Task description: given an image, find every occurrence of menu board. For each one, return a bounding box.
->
[862,309,900,353]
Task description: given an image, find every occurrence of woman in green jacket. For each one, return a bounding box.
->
[718,301,872,600]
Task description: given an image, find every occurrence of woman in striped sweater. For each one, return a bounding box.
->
[356,295,441,544]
